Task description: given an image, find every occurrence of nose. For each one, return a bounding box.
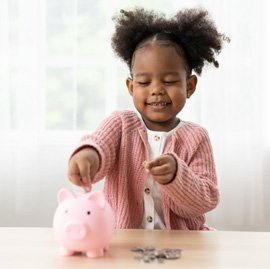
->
[64,221,88,240]
[151,82,165,95]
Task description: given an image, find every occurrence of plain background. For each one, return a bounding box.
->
[0,0,270,231]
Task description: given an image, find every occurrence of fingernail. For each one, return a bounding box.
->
[84,186,91,192]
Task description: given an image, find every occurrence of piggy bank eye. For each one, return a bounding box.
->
[87,211,91,215]
[65,209,68,214]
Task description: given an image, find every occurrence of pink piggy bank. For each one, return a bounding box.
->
[53,188,115,258]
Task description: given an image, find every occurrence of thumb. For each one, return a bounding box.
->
[144,157,163,169]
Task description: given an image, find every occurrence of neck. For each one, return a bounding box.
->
[142,118,180,132]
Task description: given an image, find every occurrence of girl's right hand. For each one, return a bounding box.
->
[68,147,100,192]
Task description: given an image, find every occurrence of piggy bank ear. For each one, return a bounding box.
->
[57,188,75,203]
[86,191,106,209]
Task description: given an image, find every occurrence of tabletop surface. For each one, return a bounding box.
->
[0,227,270,268]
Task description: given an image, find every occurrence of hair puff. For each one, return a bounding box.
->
[111,7,230,75]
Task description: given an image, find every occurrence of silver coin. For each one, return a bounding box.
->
[131,246,181,263]
[162,248,182,259]
[130,246,144,253]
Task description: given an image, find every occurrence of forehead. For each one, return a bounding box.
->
[132,43,188,74]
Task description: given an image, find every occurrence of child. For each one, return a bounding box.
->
[68,7,229,230]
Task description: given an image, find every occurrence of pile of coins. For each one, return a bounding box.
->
[131,246,181,263]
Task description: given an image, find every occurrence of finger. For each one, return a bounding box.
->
[146,158,162,169]
[152,173,175,184]
[68,162,83,186]
[83,185,92,193]
[77,162,91,186]
[147,155,169,169]
[148,163,171,175]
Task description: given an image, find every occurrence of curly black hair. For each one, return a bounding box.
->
[111,7,230,75]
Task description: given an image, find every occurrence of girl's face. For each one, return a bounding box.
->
[126,43,197,131]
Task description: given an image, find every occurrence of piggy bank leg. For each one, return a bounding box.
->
[86,248,104,258]
[60,247,75,256]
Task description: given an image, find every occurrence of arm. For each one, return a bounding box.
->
[68,111,123,188]
[160,131,219,217]
[68,147,100,190]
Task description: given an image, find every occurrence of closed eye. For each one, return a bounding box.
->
[164,81,179,85]
[137,81,150,86]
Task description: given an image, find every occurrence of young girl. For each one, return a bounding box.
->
[68,7,229,230]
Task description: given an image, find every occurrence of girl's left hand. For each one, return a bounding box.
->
[143,154,177,185]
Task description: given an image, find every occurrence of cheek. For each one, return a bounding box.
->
[169,88,185,97]
[132,89,147,100]
[169,90,186,106]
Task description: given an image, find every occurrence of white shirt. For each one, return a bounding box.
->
[140,120,183,229]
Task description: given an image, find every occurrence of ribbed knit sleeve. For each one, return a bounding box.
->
[160,123,219,218]
[73,111,123,182]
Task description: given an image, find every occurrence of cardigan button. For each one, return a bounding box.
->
[154,135,160,141]
[144,188,150,194]
[147,216,153,223]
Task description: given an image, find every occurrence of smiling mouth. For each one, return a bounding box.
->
[146,101,171,108]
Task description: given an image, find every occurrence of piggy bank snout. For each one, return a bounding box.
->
[64,221,89,241]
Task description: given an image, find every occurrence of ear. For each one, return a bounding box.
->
[57,188,75,204]
[86,191,106,209]
[186,75,197,99]
[126,77,134,96]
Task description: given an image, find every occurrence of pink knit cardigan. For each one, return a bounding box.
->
[73,110,219,230]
